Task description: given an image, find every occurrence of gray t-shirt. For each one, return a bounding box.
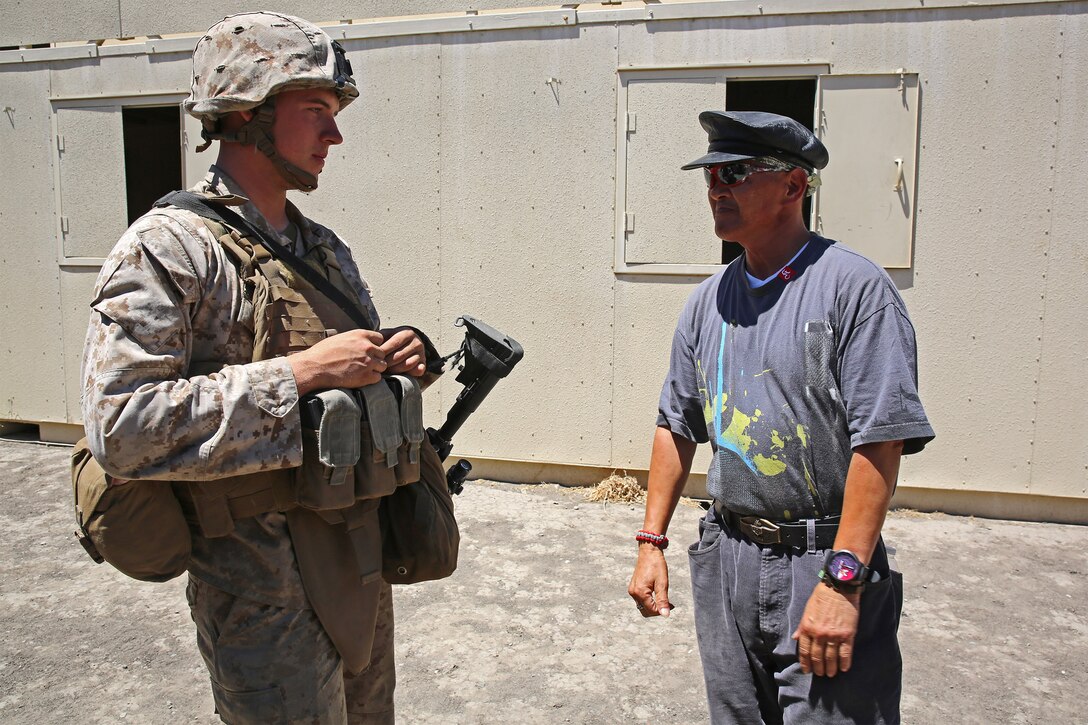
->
[658,235,934,521]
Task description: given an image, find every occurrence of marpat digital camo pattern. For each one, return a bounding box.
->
[186,577,396,723]
[185,11,358,122]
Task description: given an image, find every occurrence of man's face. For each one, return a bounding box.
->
[270,87,344,180]
[705,161,798,244]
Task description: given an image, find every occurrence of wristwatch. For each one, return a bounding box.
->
[820,549,870,592]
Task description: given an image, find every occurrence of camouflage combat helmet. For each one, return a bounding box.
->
[184,12,358,191]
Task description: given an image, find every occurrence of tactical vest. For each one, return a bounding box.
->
[172,218,425,537]
[74,208,422,673]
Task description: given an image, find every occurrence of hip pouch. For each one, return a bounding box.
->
[71,438,191,582]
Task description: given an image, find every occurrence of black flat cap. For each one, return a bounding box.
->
[681,110,829,172]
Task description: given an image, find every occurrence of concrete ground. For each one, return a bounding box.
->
[1,437,1085,724]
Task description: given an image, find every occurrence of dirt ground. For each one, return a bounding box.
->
[1,437,1085,724]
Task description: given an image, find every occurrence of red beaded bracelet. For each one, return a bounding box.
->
[635,529,669,549]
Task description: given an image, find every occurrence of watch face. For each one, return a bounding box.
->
[828,552,861,582]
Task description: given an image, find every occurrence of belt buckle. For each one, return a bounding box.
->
[740,516,781,545]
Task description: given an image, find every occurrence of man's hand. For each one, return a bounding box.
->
[288,329,388,395]
[628,544,672,618]
[791,439,902,677]
[629,427,695,620]
[792,583,861,677]
[378,327,428,377]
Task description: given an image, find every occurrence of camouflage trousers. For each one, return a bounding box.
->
[186,575,395,724]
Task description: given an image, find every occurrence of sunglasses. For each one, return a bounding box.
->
[703,158,795,187]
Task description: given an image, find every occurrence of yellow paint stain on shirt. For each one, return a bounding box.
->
[720,409,785,478]
[697,359,714,424]
[802,459,822,515]
[753,454,787,476]
[796,424,809,447]
[771,430,786,449]
[722,407,755,454]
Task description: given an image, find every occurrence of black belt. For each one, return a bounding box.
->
[713,501,840,550]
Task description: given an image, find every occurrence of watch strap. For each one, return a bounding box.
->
[819,567,866,593]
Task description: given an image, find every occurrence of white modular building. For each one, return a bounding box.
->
[1,0,1085,522]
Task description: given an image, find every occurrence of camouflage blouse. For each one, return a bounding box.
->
[80,166,380,606]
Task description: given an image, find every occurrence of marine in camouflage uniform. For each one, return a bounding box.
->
[81,12,420,724]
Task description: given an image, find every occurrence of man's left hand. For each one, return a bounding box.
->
[379,328,427,377]
[792,583,861,677]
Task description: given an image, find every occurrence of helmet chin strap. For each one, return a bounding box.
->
[198,97,320,192]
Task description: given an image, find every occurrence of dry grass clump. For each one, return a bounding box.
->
[890,507,942,519]
[584,471,644,504]
[583,471,708,509]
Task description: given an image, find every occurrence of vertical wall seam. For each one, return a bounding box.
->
[1031,12,1066,492]
[608,20,621,472]
[48,64,74,426]
[1030,11,1066,491]
[436,38,445,420]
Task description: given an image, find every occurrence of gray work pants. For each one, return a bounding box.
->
[187,576,396,725]
[688,509,903,724]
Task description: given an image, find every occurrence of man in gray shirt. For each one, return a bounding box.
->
[628,111,934,724]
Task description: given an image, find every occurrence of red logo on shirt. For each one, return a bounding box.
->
[779,266,796,281]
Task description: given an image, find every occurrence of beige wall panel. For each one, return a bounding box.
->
[1028,9,1088,498]
[437,25,618,464]
[291,37,446,425]
[55,106,128,259]
[58,269,101,423]
[816,73,919,268]
[116,2,559,45]
[616,12,836,69]
[610,276,713,476]
[49,52,192,100]
[0,0,118,47]
[623,74,723,264]
[893,11,1063,494]
[0,64,67,423]
[2,2,564,48]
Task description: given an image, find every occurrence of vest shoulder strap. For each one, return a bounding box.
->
[153,190,375,331]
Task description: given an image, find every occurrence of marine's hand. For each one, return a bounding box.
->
[379,327,427,377]
[628,544,672,618]
[288,329,388,395]
[792,582,861,677]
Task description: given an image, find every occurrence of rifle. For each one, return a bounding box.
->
[428,315,524,493]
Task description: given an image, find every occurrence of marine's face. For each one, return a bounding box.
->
[270,87,344,179]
